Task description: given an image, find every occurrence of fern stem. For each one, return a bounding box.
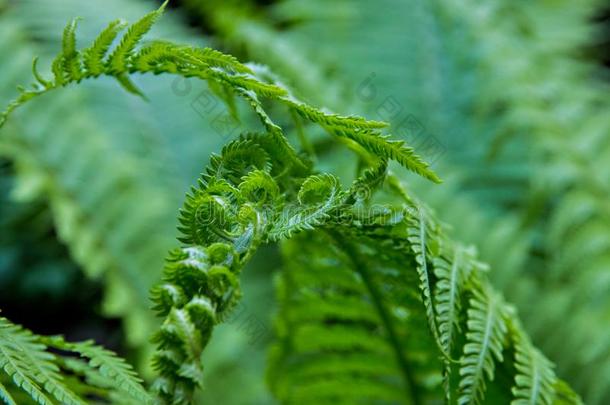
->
[326,229,422,405]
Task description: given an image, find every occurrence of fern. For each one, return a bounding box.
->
[0,315,148,405]
[42,336,152,404]
[0,318,54,405]
[458,282,508,405]
[406,208,447,358]
[0,382,14,405]
[82,19,127,76]
[0,5,438,184]
[510,325,557,405]
[0,1,208,360]
[0,4,585,405]
[433,243,473,403]
[434,245,468,356]
[268,232,439,404]
[190,0,610,402]
[107,0,168,73]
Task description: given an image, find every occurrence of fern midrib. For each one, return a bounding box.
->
[326,229,420,405]
[0,340,51,405]
[472,299,495,404]
[16,341,85,405]
[0,380,16,405]
[446,250,460,351]
[530,354,541,403]
[415,210,450,359]
[419,212,436,330]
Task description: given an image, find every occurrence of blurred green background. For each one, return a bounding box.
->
[0,0,608,403]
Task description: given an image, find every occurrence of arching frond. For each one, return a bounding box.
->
[0,2,440,185]
[0,316,142,405]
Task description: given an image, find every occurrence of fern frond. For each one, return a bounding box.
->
[114,72,147,98]
[283,95,388,130]
[0,317,85,405]
[332,127,441,183]
[50,18,81,85]
[61,18,82,82]
[82,19,127,76]
[458,283,508,405]
[349,158,388,203]
[0,2,439,185]
[107,0,168,73]
[406,208,450,359]
[268,174,344,240]
[31,57,51,89]
[433,243,467,403]
[235,89,308,173]
[0,311,153,405]
[434,245,466,355]
[511,325,557,405]
[185,47,253,74]
[0,320,54,405]
[151,243,243,403]
[553,380,585,405]
[268,232,441,404]
[42,336,152,404]
[0,381,16,405]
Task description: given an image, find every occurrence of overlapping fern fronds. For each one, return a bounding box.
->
[0,3,585,405]
[0,316,149,405]
[186,0,610,402]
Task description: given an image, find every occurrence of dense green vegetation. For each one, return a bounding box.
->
[0,1,608,404]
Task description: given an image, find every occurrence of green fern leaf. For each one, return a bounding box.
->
[511,328,556,405]
[459,284,508,405]
[31,57,51,89]
[332,127,441,183]
[269,233,441,404]
[0,318,69,405]
[42,336,152,404]
[349,159,388,203]
[82,19,127,76]
[268,174,343,240]
[236,89,308,173]
[114,73,146,98]
[0,331,53,405]
[106,0,168,73]
[283,95,388,130]
[184,47,253,74]
[50,18,81,85]
[406,208,450,360]
[0,381,16,405]
[61,18,82,81]
[434,246,465,355]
